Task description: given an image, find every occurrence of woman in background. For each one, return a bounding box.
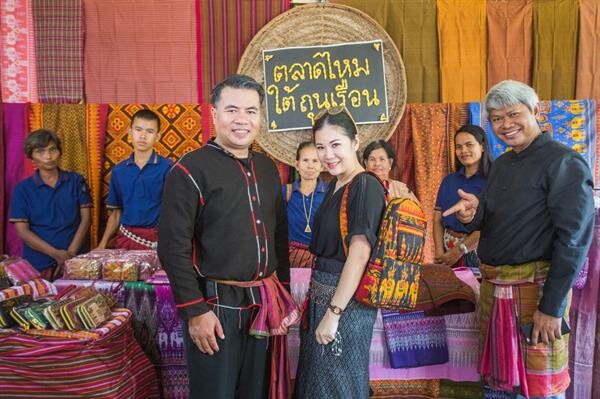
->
[433,124,492,277]
[283,142,327,268]
[363,139,418,201]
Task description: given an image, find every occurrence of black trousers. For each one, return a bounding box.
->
[183,306,269,399]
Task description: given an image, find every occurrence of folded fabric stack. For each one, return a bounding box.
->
[0,284,115,333]
[64,249,161,281]
[0,257,57,329]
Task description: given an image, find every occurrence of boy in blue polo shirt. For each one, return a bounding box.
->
[97,109,172,250]
[9,129,92,280]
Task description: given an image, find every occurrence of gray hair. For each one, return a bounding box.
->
[485,80,539,117]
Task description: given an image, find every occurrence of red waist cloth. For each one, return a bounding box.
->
[210,273,300,399]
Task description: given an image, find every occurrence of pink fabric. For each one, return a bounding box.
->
[571,210,600,399]
[83,0,198,103]
[0,278,57,301]
[480,286,529,397]
[3,257,40,284]
[3,103,30,257]
[0,0,38,102]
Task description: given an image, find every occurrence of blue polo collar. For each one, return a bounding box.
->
[32,169,69,187]
[125,151,160,166]
[457,167,482,179]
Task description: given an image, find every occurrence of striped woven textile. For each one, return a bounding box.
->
[86,104,108,247]
[479,262,571,398]
[567,212,600,399]
[0,104,3,254]
[388,105,416,194]
[576,0,600,99]
[532,0,579,100]
[0,308,160,398]
[197,0,291,103]
[437,0,487,103]
[439,380,483,398]
[84,0,197,104]
[486,0,532,89]
[333,0,439,103]
[410,103,468,261]
[0,278,57,301]
[3,103,31,258]
[370,379,440,398]
[0,0,39,102]
[32,0,84,103]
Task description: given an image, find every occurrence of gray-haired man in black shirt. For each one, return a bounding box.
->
[444,80,594,398]
[158,74,296,399]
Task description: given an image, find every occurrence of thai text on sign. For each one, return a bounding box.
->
[262,40,389,132]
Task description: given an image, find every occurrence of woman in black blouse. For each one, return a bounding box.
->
[293,107,386,399]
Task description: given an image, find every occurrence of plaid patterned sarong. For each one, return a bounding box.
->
[479,262,571,398]
[32,0,84,103]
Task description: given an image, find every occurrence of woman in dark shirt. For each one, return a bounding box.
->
[293,107,386,399]
[433,124,492,277]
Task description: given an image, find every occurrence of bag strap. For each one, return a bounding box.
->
[284,183,293,203]
[339,171,387,257]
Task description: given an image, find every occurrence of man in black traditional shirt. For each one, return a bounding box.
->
[445,80,594,398]
[158,74,297,399]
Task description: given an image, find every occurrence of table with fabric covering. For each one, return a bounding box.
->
[0,308,159,398]
[54,277,188,399]
[53,242,600,399]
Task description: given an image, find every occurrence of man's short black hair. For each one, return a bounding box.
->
[210,74,265,106]
[24,129,62,159]
[131,109,161,132]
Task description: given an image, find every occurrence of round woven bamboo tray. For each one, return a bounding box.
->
[237,3,407,166]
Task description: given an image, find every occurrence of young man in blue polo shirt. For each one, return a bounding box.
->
[10,129,92,280]
[97,109,172,250]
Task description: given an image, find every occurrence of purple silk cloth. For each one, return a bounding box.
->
[382,310,449,369]
[586,210,600,399]
[155,284,188,399]
[3,103,29,257]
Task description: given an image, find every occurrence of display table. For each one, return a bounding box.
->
[0,309,159,398]
[54,277,188,399]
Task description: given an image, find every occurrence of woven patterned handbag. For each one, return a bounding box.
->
[340,173,426,309]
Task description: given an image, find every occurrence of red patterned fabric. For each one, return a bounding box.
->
[32,0,84,103]
[388,105,416,194]
[0,0,39,103]
[410,104,468,261]
[86,104,108,247]
[84,0,198,103]
[3,103,31,257]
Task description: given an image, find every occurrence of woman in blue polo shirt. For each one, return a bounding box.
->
[433,124,492,277]
[282,141,328,268]
[9,129,92,280]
